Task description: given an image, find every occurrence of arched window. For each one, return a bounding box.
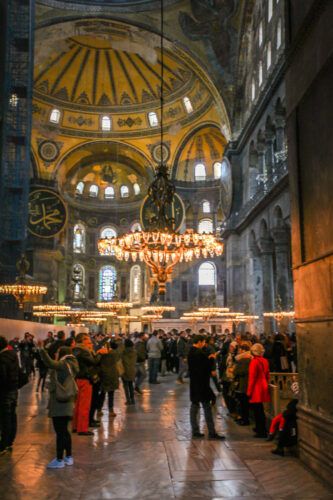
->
[133,183,140,195]
[258,21,263,46]
[130,265,141,303]
[194,163,206,181]
[73,264,84,300]
[148,111,159,127]
[258,61,263,87]
[214,161,222,179]
[99,266,117,301]
[89,184,98,198]
[202,201,210,213]
[183,96,193,114]
[101,115,111,131]
[267,41,272,69]
[100,227,117,239]
[277,18,282,49]
[198,219,213,234]
[75,181,84,195]
[49,108,61,124]
[131,222,142,232]
[104,186,115,199]
[268,0,273,22]
[120,185,129,198]
[251,78,256,101]
[73,223,85,253]
[198,262,216,286]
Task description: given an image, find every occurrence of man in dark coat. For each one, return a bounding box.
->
[188,335,225,440]
[0,336,19,454]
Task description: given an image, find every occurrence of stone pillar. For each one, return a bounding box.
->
[259,237,275,333]
[257,142,265,175]
[271,227,291,309]
[275,117,285,152]
[193,211,199,232]
[265,130,275,174]
[212,211,218,234]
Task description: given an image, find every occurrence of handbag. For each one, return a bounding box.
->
[55,362,78,403]
[117,359,125,377]
[280,356,289,371]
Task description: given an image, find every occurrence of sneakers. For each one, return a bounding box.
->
[47,458,64,469]
[208,433,226,440]
[64,456,74,466]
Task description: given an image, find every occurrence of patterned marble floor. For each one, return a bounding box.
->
[0,373,332,500]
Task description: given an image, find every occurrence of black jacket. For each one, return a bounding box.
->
[0,348,19,393]
[73,346,101,380]
[188,346,214,403]
[47,339,66,360]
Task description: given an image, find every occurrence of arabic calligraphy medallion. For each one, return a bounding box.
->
[28,189,67,238]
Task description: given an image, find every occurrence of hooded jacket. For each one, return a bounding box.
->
[247,355,270,403]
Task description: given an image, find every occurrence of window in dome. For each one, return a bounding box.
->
[199,262,216,286]
[120,185,129,198]
[258,21,263,47]
[131,222,142,232]
[89,184,98,198]
[194,163,206,181]
[101,115,111,131]
[130,265,141,303]
[198,219,213,234]
[100,227,117,239]
[133,183,140,195]
[214,161,222,179]
[73,224,85,253]
[259,61,263,87]
[148,111,159,127]
[99,266,116,301]
[104,186,115,199]
[277,18,282,49]
[251,79,256,101]
[202,201,211,213]
[75,182,84,195]
[268,0,273,22]
[267,41,272,69]
[49,108,61,124]
[183,97,193,114]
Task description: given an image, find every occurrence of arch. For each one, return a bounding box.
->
[130,265,141,303]
[213,161,222,179]
[120,185,130,198]
[73,223,85,253]
[273,205,284,228]
[131,221,142,232]
[75,181,84,195]
[277,18,282,49]
[198,218,213,234]
[104,186,115,199]
[99,265,117,301]
[100,226,117,239]
[148,111,158,127]
[133,183,140,195]
[258,61,263,87]
[267,41,272,69]
[89,184,98,198]
[202,200,210,213]
[198,261,216,286]
[259,218,269,239]
[194,163,206,181]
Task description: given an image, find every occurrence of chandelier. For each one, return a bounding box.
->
[97,0,223,296]
[141,305,175,315]
[0,255,47,308]
[263,311,295,323]
[97,301,133,312]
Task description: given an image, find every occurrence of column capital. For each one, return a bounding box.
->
[259,237,274,254]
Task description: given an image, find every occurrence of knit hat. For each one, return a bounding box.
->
[251,343,265,356]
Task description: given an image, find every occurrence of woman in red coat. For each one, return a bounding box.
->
[247,343,270,438]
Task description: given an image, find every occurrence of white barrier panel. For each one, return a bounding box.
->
[0,318,88,342]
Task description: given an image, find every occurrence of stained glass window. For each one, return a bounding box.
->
[99,266,116,301]
[214,162,222,179]
[105,186,115,199]
[133,183,140,195]
[130,265,141,303]
[120,185,129,198]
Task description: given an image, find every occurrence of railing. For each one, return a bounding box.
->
[270,372,299,399]
[222,160,288,231]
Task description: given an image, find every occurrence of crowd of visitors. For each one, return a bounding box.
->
[0,327,298,467]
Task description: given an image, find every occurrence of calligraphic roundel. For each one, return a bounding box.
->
[140,193,185,232]
[28,189,68,238]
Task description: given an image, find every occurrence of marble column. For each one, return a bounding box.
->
[271,227,291,309]
[212,211,218,233]
[259,237,275,333]
[275,117,285,152]
[192,211,199,232]
[257,142,265,175]
[265,130,275,175]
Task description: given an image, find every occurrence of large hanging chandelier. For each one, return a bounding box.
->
[141,305,175,315]
[0,255,47,308]
[97,0,223,296]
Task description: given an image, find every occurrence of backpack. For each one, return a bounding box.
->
[55,361,78,403]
